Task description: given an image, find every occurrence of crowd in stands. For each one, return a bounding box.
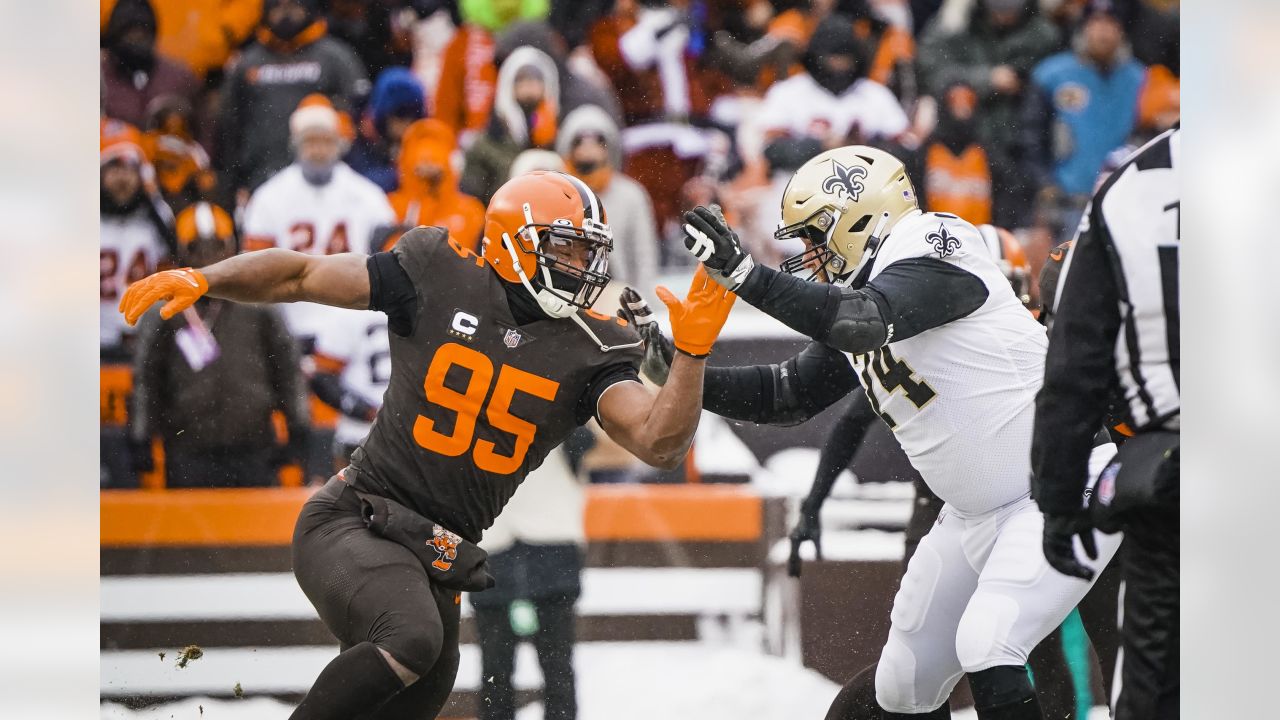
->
[100,0,1179,489]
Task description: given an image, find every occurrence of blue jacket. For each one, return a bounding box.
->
[1025,52,1146,195]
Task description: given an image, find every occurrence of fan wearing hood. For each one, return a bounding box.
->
[386,118,486,252]
[556,104,660,295]
[459,46,561,205]
[348,67,428,193]
[757,15,909,149]
[217,0,370,196]
[101,0,200,128]
[433,0,550,148]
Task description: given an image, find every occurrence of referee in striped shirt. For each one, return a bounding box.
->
[1030,124,1180,720]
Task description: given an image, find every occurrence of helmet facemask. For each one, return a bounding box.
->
[778,206,859,283]
[505,202,613,318]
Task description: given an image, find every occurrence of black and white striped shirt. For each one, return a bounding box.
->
[1031,126,1180,514]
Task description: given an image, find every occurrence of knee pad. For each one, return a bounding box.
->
[875,635,951,714]
[968,665,1036,715]
[373,611,445,677]
[956,591,1021,671]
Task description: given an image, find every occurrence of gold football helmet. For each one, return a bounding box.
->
[776,145,919,283]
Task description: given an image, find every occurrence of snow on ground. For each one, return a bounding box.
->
[102,641,840,720]
[101,640,1113,720]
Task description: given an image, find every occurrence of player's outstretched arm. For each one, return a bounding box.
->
[679,206,987,355]
[120,250,371,325]
[618,288,859,427]
[597,268,735,470]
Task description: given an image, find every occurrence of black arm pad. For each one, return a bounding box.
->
[823,287,891,354]
[703,342,859,426]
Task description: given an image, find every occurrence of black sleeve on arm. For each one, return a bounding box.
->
[310,373,378,421]
[703,341,859,426]
[577,363,642,426]
[734,264,848,343]
[1031,202,1123,515]
[865,257,989,342]
[803,392,880,511]
[367,251,418,337]
[733,259,987,355]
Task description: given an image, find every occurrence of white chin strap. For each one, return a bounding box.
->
[835,211,892,288]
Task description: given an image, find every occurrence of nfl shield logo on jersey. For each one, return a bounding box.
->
[503,328,523,348]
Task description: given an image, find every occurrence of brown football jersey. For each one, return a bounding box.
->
[350,227,643,542]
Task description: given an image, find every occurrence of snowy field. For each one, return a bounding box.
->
[102,641,840,720]
[100,640,1112,720]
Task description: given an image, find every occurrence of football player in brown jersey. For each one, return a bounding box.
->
[120,170,736,720]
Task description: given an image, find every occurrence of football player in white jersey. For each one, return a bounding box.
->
[675,146,1121,719]
[241,96,396,345]
[310,308,390,466]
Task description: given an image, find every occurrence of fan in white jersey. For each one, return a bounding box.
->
[310,307,390,465]
[241,95,396,346]
[100,119,173,357]
[675,145,1120,720]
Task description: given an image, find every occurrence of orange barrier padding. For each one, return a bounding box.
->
[101,488,313,546]
[101,364,132,427]
[583,485,762,542]
[101,484,763,547]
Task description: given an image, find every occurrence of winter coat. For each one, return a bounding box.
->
[387,119,486,251]
[917,2,1061,153]
[217,22,368,193]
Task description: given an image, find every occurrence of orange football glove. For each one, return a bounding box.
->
[118,268,209,326]
[654,265,737,358]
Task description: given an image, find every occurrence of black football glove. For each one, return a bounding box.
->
[617,287,675,386]
[1042,511,1098,580]
[682,205,755,290]
[787,500,823,578]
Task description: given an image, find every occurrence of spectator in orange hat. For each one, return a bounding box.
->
[141,95,218,212]
[129,202,311,488]
[386,119,485,252]
[101,118,175,360]
[101,118,175,489]
[101,0,200,128]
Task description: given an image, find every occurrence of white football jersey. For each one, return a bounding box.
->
[101,210,169,349]
[313,308,391,446]
[758,74,909,145]
[243,162,395,342]
[847,210,1048,515]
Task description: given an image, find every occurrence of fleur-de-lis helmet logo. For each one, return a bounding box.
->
[926,224,962,258]
[821,160,869,202]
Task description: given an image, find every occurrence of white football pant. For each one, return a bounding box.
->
[875,444,1123,713]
